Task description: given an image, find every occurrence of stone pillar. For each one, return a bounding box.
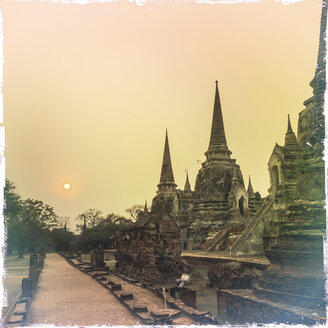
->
[29,254,39,266]
[90,249,97,267]
[29,254,40,289]
[96,247,105,268]
[179,288,197,309]
[22,278,33,297]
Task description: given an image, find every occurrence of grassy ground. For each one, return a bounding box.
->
[2,254,29,316]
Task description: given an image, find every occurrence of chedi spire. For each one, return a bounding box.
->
[208,81,228,150]
[247,175,255,197]
[284,115,298,147]
[184,172,192,192]
[158,130,177,191]
[206,81,232,159]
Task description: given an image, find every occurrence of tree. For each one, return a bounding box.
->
[22,198,59,230]
[5,179,26,257]
[4,179,23,220]
[77,212,132,251]
[76,209,105,231]
[51,228,74,251]
[57,216,71,230]
[5,179,59,257]
[125,204,144,222]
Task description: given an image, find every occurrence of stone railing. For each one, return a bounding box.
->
[230,196,275,255]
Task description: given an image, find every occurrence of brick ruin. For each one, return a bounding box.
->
[115,211,182,282]
[115,133,184,281]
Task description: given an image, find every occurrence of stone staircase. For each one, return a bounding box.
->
[230,197,275,255]
[203,229,230,252]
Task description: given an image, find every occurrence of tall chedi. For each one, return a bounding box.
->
[297,0,326,200]
[151,130,179,215]
[189,81,250,250]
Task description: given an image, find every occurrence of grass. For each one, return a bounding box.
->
[2,254,30,316]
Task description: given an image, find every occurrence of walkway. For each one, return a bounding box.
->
[25,253,139,326]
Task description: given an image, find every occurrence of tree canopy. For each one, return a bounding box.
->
[76,210,132,251]
[125,204,144,222]
[5,179,60,257]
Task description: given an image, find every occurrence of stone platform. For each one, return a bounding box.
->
[217,288,325,325]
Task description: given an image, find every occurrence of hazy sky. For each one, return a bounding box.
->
[1,0,322,228]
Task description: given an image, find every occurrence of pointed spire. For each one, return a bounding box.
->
[287,114,293,132]
[310,0,327,91]
[284,115,298,147]
[208,81,229,152]
[184,172,192,192]
[247,175,255,197]
[144,200,148,213]
[159,130,175,184]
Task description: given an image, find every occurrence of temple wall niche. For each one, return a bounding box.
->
[268,149,285,195]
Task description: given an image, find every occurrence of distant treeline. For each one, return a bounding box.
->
[4,179,142,256]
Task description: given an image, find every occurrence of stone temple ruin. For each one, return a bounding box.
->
[115,0,327,324]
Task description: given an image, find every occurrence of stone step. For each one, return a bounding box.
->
[217,289,325,325]
[257,278,325,299]
[280,223,325,232]
[7,314,25,324]
[253,285,324,309]
[111,284,122,291]
[268,237,323,251]
[263,271,325,288]
[279,229,325,237]
[266,250,323,261]
[13,302,27,315]
[133,306,148,312]
[120,293,133,300]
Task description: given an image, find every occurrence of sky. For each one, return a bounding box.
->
[1,0,323,229]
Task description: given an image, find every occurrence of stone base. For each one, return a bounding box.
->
[217,289,325,325]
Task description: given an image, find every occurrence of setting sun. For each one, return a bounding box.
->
[64,183,71,190]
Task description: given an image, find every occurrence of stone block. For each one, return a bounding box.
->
[13,302,27,315]
[133,306,148,313]
[180,288,197,309]
[29,254,38,266]
[22,278,33,297]
[7,314,25,324]
[111,284,122,291]
[120,293,133,300]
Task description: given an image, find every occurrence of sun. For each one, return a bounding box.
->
[64,183,71,190]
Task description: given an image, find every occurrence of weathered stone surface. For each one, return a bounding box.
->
[209,261,263,289]
[90,246,105,269]
[115,210,182,281]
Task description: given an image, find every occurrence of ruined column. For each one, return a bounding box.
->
[22,278,33,297]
